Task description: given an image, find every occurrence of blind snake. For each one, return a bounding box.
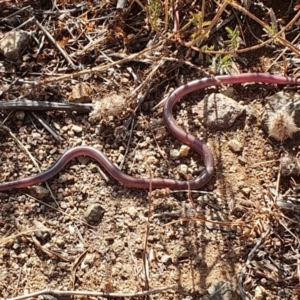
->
[0,73,299,191]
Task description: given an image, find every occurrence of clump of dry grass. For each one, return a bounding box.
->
[89,94,128,121]
[266,109,299,141]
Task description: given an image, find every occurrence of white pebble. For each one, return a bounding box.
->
[179,145,190,156]
[71,125,83,133]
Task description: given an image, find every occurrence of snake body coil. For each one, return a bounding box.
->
[0,73,299,191]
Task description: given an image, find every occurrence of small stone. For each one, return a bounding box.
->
[254,286,268,300]
[179,145,190,157]
[236,181,245,189]
[111,265,121,276]
[154,127,166,140]
[193,93,245,130]
[33,220,51,240]
[57,193,64,201]
[28,186,49,199]
[49,147,58,155]
[117,154,124,163]
[161,254,172,264]
[18,253,28,262]
[60,202,68,209]
[170,149,180,159]
[58,173,75,183]
[13,243,20,250]
[71,124,83,133]
[84,203,105,224]
[112,240,124,254]
[241,187,251,196]
[65,118,73,125]
[82,253,95,267]
[177,164,188,177]
[53,122,61,130]
[15,111,25,121]
[55,237,65,247]
[238,156,247,165]
[77,156,90,165]
[61,125,69,132]
[68,224,75,235]
[146,155,158,165]
[229,166,237,173]
[127,206,138,219]
[0,30,31,60]
[31,132,42,141]
[208,280,236,300]
[88,163,98,173]
[67,130,74,137]
[69,82,92,103]
[205,222,221,231]
[174,245,189,259]
[228,139,243,153]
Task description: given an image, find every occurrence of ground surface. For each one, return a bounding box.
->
[1,1,300,300]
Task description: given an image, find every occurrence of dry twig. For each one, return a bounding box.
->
[4,285,177,300]
[38,42,163,85]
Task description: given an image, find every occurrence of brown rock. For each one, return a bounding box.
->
[69,82,92,103]
[84,203,105,224]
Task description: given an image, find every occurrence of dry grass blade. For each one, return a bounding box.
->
[230,1,300,56]
[165,216,245,227]
[39,42,163,85]
[4,285,177,300]
[31,112,62,142]
[186,0,230,46]
[71,249,88,288]
[266,32,300,72]
[12,219,72,262]
[30,235,72,262]
[0,229,37,246]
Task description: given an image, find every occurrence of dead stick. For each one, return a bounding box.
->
[0,100,93,112]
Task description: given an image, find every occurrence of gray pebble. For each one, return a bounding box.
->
[84,203,105,224]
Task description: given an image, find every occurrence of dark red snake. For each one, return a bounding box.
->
[0,73,299,191]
